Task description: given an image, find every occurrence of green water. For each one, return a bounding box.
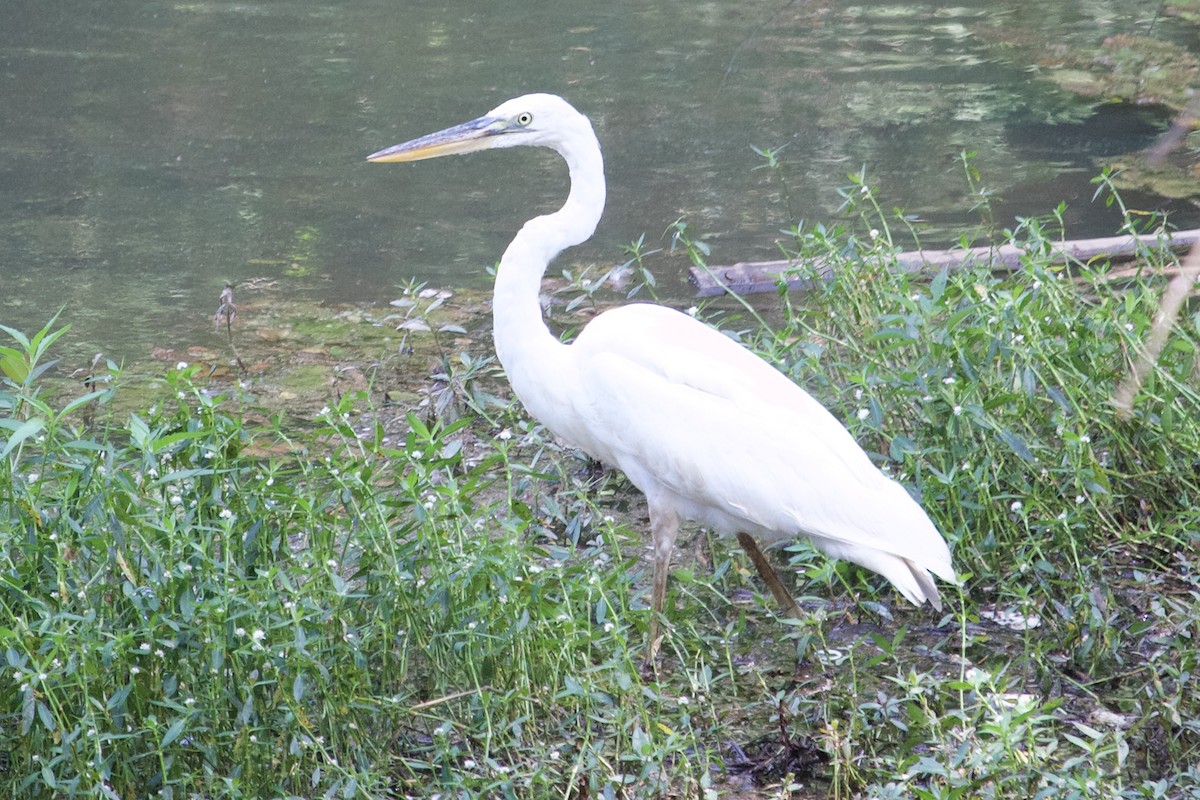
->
[1,0,1195,359]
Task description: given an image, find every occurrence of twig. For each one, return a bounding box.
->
[408,686,491,710]
[214,282,246,372]
[1112,242,1200,421]
[1144,94,1200,166]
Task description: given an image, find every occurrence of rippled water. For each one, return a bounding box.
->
[0,0,1195,358]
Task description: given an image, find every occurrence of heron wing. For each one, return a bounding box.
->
[571,303,955,581]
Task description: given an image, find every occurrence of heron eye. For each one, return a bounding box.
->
[516,112,533,126]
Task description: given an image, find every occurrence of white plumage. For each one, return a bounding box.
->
[369,93,957,658]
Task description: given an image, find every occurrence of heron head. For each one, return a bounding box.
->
[367,93,592,163]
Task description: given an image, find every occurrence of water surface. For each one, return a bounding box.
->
[1,0,1196,359]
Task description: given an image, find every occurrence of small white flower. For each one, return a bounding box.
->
[252,629,265,643]
[869,228,880,239]
[154,649,165,658]
[1076,495,1086,505]
[856,408,869,421]
[943,376,956,385]
[952,405,963,416]
[686,306,699,317]
[176,361,188,370]
[1080,434,1090,444]
[130,666,140,675]
[235,627,247,637]
[326,560,337,569]
[184,697,195,706]
[604,622,614,632]
[854,388,863,400]
[1125,323,1134,332]
[219,508,233,519]
[139,642,151,652]
[498,428,512,441]
[1011,501,1023,512]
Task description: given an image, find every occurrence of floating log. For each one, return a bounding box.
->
[689,228,1200,297]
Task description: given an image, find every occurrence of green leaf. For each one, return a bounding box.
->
[59,389,108,418]
[0,348,28,382]
[160,716,187,748]
[236,693,254,726]
[128,413,151,449]
[36,699,55,732]
[930,267,949,302]
[995,427,1035,464]
[151,429,209,452]
[0,323,31,351]
[1,416,46,458]
[107,682,133,712]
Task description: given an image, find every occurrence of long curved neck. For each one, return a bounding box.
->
[491,129,606,371]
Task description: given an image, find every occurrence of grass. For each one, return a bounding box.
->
[2,176,1199,798]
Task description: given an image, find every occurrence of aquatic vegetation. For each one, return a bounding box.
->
[1,182,1198,797]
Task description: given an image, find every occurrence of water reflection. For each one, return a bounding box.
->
[0,0,1195,358]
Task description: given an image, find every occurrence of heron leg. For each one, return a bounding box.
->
[646,504,680,665]
[736,532,803,621]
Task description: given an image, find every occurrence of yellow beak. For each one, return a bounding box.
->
[367,116,503,163]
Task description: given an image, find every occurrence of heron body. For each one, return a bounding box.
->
[369,94,957,657]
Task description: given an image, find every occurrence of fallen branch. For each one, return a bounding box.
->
[1111,241,1200,421]
[689,228,1200,297]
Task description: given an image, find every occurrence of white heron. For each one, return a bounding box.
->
[368,94,957,658]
